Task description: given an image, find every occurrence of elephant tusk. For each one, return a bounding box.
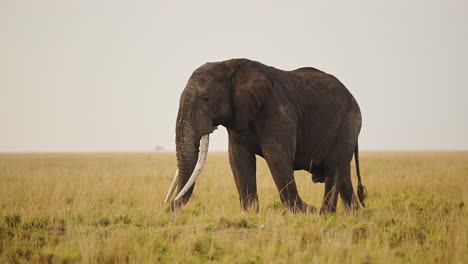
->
[174,134,209,201]
[164,169,179,203]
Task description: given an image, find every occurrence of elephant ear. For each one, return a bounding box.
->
[228,60,273,130]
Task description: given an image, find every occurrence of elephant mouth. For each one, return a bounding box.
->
[200,125,218,137]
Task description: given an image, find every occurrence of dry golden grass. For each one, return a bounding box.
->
[0,152,467,263]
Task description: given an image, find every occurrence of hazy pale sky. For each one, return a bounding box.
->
[1,0,467,151]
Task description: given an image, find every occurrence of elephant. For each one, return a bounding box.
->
[164,58,367,214]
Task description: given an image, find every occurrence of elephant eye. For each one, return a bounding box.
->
[202,96,209,103]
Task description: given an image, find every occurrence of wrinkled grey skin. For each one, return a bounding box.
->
[172,58,366,214]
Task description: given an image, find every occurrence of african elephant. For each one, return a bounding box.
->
[164,58,366,214]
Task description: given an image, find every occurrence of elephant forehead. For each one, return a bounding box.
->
[192,75,209,87]
[185,78,209,96]
[187,74,225,95]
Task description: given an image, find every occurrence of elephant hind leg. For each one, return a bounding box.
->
[263,143,316,213]
[338,163,359,211]
[321,110,361,214]
[320,166,340,214]
[320,163,358,214]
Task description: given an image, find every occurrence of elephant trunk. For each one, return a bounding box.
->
[165,119,209,209]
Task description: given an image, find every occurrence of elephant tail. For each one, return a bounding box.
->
[355,142,367,207]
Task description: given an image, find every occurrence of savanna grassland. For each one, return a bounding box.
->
[0,152,467,263]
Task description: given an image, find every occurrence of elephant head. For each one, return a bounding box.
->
[164,59,272,210]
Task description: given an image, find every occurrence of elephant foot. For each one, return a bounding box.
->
[241,198,259,213]
[342,196,360,213]
[320,203,360,214]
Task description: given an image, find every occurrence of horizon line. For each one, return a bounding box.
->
[1,149,468,154]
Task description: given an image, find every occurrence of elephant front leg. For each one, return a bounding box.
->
[228,136,258,212]
[263,143,316,213]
